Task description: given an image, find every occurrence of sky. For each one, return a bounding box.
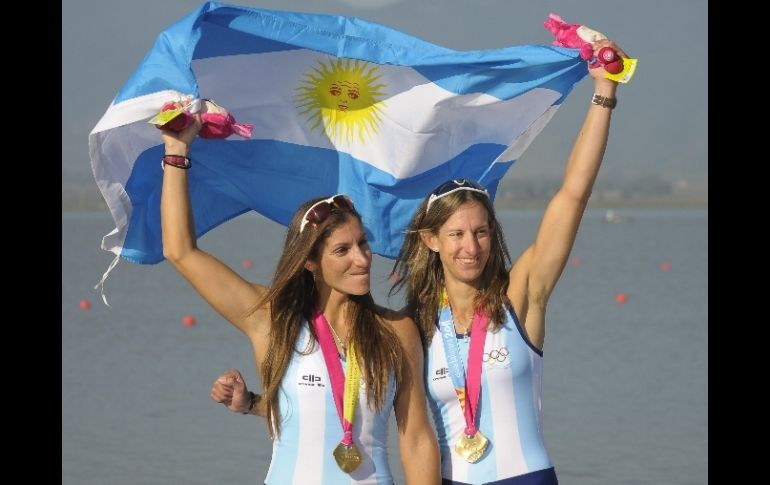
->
[62,0,708,187]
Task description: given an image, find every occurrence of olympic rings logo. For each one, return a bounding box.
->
[482,347,509,363]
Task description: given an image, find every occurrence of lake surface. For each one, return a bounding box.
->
[63,209,708,484]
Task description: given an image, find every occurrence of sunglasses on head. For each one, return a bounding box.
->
[426,179,489,213]
[299,194,356,233]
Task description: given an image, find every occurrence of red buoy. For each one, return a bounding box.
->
[615,292,628,305]
[569,256,582,266]
[389,272,401,283]
[183,314,197,327]
[660,261,672,272]
[241,259,253,270]
[79,298,91,311]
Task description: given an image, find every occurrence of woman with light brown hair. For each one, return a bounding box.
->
[388,39,627,485]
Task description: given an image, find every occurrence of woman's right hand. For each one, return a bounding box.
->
[210,368,254,414]
[160,99,201,156]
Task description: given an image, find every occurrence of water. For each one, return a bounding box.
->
[62,209,708,484]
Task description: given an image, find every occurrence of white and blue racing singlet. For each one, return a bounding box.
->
[425,306,553,484]
[264,323,396,485]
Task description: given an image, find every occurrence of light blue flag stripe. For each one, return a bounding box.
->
[119,140,510,263]
[117,2,585,104]
[92,1,587,265]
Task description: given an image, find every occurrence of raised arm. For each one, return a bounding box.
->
[160,105,269,336]
[391,313,440,485]
[509,40,628,346]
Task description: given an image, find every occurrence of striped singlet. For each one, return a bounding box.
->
[425,305,556,484]
[264,323,396,485]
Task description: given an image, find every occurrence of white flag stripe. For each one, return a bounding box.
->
[192,49,561,178]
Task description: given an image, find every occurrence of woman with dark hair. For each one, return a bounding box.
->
[160,111,439,485]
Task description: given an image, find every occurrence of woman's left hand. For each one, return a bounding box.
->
[589,39,629,91]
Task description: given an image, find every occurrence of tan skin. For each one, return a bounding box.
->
[161,118,439,483]
[421,39,626,349]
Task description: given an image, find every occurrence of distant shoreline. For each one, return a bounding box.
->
[62,195,708,212]
[495,195,708,210]
[64,177,708,211]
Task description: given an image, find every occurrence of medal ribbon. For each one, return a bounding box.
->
[312,309,360,446]
[437,290,488,437]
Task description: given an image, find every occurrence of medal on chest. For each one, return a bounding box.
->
[455,429,489,463]
[332,442,362,472]
[438,292,491,463]
[313,310,363,473]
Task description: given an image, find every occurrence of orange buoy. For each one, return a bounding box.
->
[79,298,91,311]
[182,314,197,327]
[570,256,582,266]
[660,261,672,272]
[241,259,253,270]
[615,292,628,305]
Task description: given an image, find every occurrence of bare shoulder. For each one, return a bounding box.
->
[250,281,270,300]
[240,282,271,336]
[509,245,533,284]
[376,305,420,343]
[376,304,410,320]
[508,245,533,311]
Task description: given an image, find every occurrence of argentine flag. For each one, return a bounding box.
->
[90,1,587,264]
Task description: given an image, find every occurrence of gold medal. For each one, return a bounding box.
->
[333,442,362,472]
[454,430,489,463]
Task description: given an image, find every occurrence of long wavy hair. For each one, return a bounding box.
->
[253,196,404,438]
[390,188,512,346]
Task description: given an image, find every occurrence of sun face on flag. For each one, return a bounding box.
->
[295,57,387,144]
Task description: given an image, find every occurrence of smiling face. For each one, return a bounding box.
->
[328,80,360,112]
[309,218,373,298]
[423,201,492,289]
